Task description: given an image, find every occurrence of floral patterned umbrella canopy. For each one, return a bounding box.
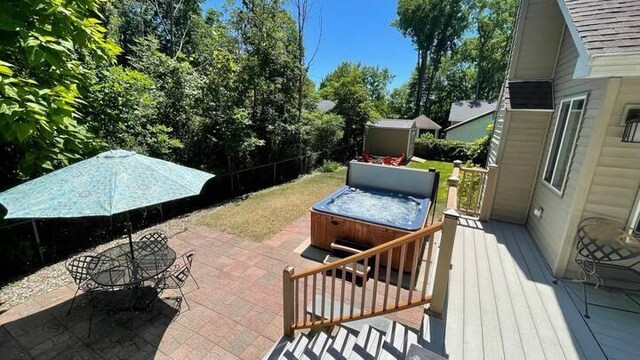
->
[0,150,215,219]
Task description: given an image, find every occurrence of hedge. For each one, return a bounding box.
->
[414,132,489,166]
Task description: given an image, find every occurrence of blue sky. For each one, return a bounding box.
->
[202,0,417,90]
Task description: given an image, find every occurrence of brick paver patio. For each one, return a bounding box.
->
[0,216,423,359]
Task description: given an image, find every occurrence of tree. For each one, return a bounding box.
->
[320,66,379,150]
[388,83,413,119]
[395,0,469,116]
[303,111,344,154]
[82,66,183,158]
[0,0,119,184]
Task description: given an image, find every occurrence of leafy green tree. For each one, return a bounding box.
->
[387,82,413,119]
[303,111,344,154]
[320,66,378,150]
[0,0,119,184]
[82,66,182,157]
[395,0,469,116]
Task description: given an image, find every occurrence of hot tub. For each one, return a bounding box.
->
[310,185,432,272]
[313,186,430,231]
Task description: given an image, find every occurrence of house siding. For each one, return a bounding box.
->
[525,32,608,269]
[488,99,505,166]
[364,128,413,158]
[446,113,494,142]
[491,111,550,224]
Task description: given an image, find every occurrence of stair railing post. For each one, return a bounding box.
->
[283,266,295,337]
[428,209,459,318]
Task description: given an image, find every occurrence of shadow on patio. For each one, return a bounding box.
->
[0,291,180,359]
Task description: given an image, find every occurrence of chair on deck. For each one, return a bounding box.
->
[575,217,640,318]
[361,149,372,163]
[391,153,405,166]
[137,230,169,254]
[160,250,199,310]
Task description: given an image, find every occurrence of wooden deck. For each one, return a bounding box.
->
[432,218,640,360]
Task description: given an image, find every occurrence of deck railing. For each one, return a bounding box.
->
[281,169,461,337]
[452,161,499,220]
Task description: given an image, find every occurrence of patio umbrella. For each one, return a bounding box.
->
[0,149,215,260]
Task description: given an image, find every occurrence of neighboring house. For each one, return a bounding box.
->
[413,115,442,137]
[487,0,640,279]
[444,103,496,142]
[363,119,418,159]
[316,100,336,112]
[448,100,497,125]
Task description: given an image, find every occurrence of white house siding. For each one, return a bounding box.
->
[491,111,551,224]
[526,32,608,270]
[510,0,565,79]
[488,99,505,166]
[446,113,494,142]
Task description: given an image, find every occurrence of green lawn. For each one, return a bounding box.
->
[195,160,453,241]
[195,168,347,242]
[407,160,454,218]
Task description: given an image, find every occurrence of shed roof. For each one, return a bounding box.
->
[564,0,640,56]
[413,115,442,130]
[316,100,336,112]
[448,100,497,123]
[370,119,416,129]
[505,81,554,111]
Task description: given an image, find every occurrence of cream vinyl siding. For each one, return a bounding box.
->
[446,113,494,142]
[488,99,505,166]
[510,0,565,79]
[526,33,608,268]
[491,111,550,224]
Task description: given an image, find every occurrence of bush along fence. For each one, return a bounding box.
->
[413,133,490,166]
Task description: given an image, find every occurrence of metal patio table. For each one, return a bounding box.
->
[87,241,176,312]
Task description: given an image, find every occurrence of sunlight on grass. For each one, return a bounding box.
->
[407,160,453,218]
[195,168,347,242]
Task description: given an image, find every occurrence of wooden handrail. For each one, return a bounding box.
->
[291,221,443,280]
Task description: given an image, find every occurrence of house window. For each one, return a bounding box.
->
[543,96,587,194]
[630,194,640,236]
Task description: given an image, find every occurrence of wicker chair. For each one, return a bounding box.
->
[575,217,640,318]
[65,255,103,315]
[161,250,199,310]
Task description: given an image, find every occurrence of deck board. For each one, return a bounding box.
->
[439,219,638,360]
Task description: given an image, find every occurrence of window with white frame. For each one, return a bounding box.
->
[543,96,587,194]
[630,194,640,236]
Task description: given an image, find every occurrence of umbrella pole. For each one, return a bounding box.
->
[126,212,134,259]
[31,220,45,265]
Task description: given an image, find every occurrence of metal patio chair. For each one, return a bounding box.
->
[65,255,103,315]
[161,250,199,310]
[137,230,169,254]
[575,217,640,318]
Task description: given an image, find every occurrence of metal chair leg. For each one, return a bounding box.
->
[179,287,190,310]
[582,281,590,319]
[67,288,80,316]
[191,274,200,290]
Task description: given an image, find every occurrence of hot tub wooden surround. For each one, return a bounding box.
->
[310,209,428,272]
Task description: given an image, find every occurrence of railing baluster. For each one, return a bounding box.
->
[395,243,407,307]
[303,276,308,326]
[371,253,380,313]
[407,239,420,304]
[360,256,368,316]
[422,234,435,299]
[294,278,299,325]
[331,268,336,322]
[321,271,326,323]
[350,260,357,319]
[383,248,393,310]
[312,273,317,324]
[340,263,346,319]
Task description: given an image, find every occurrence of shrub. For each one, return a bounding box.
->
[304,111,344,155]
[319,160,341,173]
[414,131,490,166]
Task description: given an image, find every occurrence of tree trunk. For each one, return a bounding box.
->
[414,49,427,117]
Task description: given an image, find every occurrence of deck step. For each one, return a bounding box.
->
[330,239,370,256]
[279,333,310,360]
[263,336,294,360]
[377,321,419,360]
[348,325,384,360]
[323,255,371,277]
[322,327,357,360]
[418,313,445,355]
[301,331,332,360]
[405,343,447,360]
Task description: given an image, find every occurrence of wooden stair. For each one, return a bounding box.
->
[264,312,446,360]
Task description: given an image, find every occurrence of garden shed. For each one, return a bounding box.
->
[363,119,418,159]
